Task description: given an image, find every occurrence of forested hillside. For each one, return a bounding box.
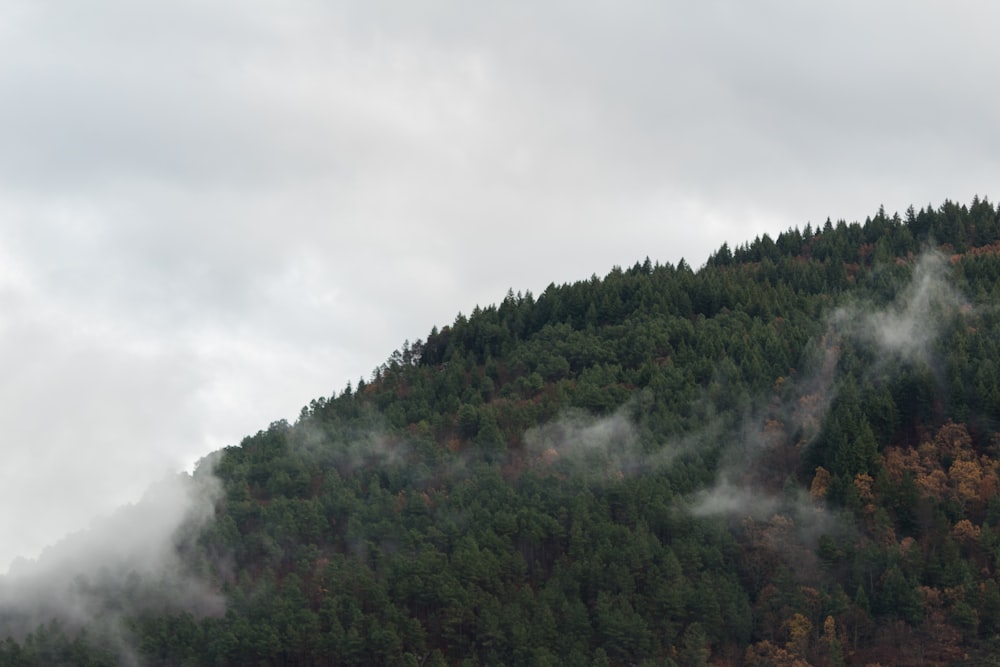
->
[5,198,1000,666]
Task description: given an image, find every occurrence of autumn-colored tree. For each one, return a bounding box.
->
[934,420,973,465]
[951,519,980,546]
[782,612,813,658]
[744,640,812,667]
[810,466,831,501]
[820,615,845,667]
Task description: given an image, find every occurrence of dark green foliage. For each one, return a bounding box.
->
[6,198,1000,664]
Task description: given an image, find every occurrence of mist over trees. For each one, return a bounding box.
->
[5,198,1000,665]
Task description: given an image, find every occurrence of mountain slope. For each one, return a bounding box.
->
[4,197,1000,666]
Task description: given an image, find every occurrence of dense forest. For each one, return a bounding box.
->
[5,198,1000,665]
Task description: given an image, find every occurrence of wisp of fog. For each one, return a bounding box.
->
[0,464,224,662]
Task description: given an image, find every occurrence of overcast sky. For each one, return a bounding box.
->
[1,1,998,571]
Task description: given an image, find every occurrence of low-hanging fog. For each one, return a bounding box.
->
[0,467,224,665]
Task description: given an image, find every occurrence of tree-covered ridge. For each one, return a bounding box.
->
[4,197,1000,666]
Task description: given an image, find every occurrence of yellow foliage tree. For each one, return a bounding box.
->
[810,466,831,501]
[744,640,812,667]
[783,612,813,658]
